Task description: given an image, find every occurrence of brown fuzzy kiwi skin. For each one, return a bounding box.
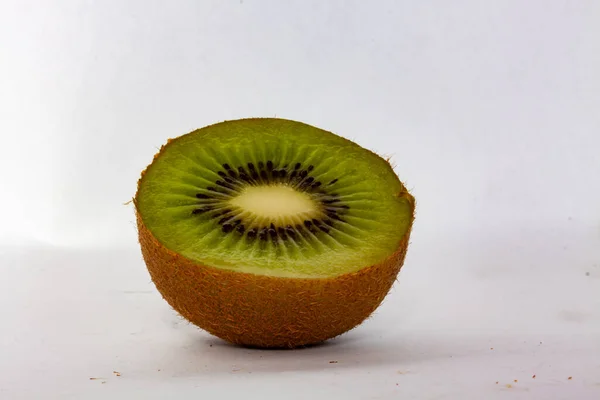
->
[134,119,416,348]
[135,199,414,349]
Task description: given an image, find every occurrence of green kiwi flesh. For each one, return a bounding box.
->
[136,118,413,279]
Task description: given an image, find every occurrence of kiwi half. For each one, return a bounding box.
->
[134,118,415,348]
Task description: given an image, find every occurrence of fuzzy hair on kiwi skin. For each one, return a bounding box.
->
[135,201,413,348]
[134,118,416,348]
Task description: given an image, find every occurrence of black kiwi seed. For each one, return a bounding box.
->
[218,216,229,225]
[319,225,330,234]
[239,173,250,182]
[312,218,321,226]
[223,163,231,170]
[267,160,273,170]
[219,181,235,190]
[307,165,314,172]
[286,227,296,239]
[305,177,314,184]
[259,228,268,241]
[192,208,206,215]
[218,171,227,178]
[236,224,245,234]
[258,161,264,170]
[311,182,322,189]
[323,219,334,226]
[222,223,234,233]
[248,162,256,171]
[330,214,343,221]
[278,169,287,178]
[196,193,210,199]
[290,170,298,179]
[304,220,313,228]
[251,171,259,180]
[260,170,268,180]
[294,163,301,170]
[299,170,308,178]
[322,198,340,204]
[228,169,238,178]
[329,179,338,185]
[329,204,350,210]
[247,229,257,239]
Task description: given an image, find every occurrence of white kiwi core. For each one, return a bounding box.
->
[228,184,319,226]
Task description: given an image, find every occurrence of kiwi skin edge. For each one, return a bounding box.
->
[134,121,416,349]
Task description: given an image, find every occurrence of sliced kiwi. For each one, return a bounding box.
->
[135,118,415,348]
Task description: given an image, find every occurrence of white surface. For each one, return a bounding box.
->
[1,1,600,399]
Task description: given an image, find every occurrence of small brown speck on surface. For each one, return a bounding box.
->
[101,381,106,384]
[113,371,121,377]
[490,347,494,350]
[89,378,100,380]
[506,384,512,389]
[568,377,573,380]
[329,361,338,364]
[514,379,518,383]
[532,375,536,379]
[495,382,499,385]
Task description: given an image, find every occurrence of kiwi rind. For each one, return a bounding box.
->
[134,117,416,348]
[136,205,413,348]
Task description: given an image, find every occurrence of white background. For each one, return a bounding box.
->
[1,1,599,399]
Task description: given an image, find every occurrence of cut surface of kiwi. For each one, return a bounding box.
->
[135,117,415,348]
[136,118,413,278]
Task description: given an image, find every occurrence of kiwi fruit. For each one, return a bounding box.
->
[134,117,415,348]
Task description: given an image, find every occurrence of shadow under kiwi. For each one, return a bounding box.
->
[164,325,464,376]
